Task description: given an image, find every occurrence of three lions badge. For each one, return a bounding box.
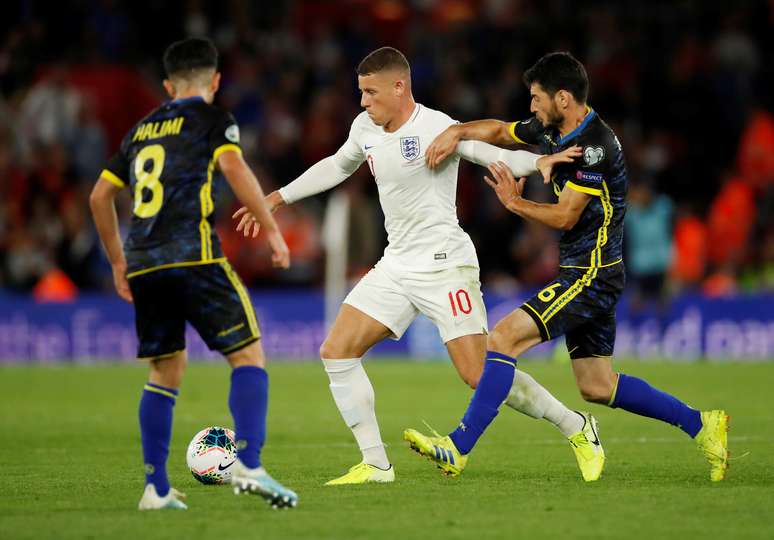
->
[400,136,420,161]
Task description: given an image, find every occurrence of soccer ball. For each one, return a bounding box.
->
[186,426,237,485]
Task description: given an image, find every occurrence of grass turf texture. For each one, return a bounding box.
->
[2,361,773,540]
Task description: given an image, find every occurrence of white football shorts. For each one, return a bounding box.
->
[343,257,488,343]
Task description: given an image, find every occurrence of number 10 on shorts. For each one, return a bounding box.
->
[448,289,472,317]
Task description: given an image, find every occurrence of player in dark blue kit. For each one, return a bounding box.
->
[90,38,298,509]
[406,52,729,482]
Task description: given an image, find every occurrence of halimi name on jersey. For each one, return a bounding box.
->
[132,117,185,142]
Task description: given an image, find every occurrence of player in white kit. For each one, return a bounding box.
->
[235,47,603,484]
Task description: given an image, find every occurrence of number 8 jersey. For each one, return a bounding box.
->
[101,96,240,277]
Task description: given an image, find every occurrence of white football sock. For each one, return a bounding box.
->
[505,368,585,437]
[322,357,390,469]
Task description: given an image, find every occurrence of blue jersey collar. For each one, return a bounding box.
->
[556,106,595,146]
[170,96,205,105]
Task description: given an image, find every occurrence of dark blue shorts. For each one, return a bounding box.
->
[128,260,260,359]
[520,263,625,359]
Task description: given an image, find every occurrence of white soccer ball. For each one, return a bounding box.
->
[186,426,237,485]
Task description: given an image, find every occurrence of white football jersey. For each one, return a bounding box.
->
[339,104,477,272]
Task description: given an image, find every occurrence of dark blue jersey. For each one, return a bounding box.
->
[510,109,627,268]
[101,96,241,277]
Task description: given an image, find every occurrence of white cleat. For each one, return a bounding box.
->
[138,484,188,510]
[231,459,298,509]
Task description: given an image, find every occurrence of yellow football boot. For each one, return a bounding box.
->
[324,462,395,486]
[403,428,468,477]
[568,412,605,482]
[695,410,729,482]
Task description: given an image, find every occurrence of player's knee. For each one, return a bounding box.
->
[226,340,264,369]
[460,369,480,389]
[319,339,339,360]
[150,353,187,387]
[578,378,615,404]
[487,323,512,354]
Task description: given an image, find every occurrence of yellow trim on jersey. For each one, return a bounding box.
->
[126,258,227,279]
[508,122,528,144]
[566,181,602,196]
[522,302,551,340]
[219,261,260,338]
[100,169,125,188]
[594,180,614,270]
[212,143,242,162]
[541,265,598,323]
[560,258,622,270]
[143,384,178,399]
[198,145,240,260]
[541,179,615,323]
[199,176,213,260]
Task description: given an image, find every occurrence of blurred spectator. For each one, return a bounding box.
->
[625,180,674,306]
[670,206,708,290]
[706,176,755,269]
[736,109,774,190]
[18,65,81,155]
[0,0,770,297]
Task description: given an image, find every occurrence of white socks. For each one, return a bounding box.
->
[505,368,585,437]
[322,358,390,469]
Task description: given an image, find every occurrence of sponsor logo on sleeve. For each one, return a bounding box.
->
[582,145,605,166]
[576,170,604,183]
[225,124,240,143]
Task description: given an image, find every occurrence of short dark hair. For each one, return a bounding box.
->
[523,52,589,103]
[357,47,410,76]
[163,37,218,79]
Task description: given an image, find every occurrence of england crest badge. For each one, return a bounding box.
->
[400,136,420,161]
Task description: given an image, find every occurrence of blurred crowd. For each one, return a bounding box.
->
[0,0,772,300]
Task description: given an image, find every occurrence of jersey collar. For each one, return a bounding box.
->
[386,103,422,135]
[556,105,595,146]
[170,96,205,105]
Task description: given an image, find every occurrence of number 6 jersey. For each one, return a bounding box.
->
[101,96,240,277]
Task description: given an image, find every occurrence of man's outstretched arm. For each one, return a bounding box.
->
[484,161,591,231]
[457,141,581,184]
[426,120,514,168]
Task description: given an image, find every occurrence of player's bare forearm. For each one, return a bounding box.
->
[455,119,514,146]
[485,162,589,231]
[220,150,290,268]
[506,198,578,231]
[90,177,134,302]
[89,178,126,265]
[218,150,279,233]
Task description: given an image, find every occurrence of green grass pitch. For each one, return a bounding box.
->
[2,361,773,539]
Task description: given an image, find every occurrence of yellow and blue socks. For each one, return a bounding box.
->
[139,382,178,497]
[611,373,702,437]
[228,366,268,469]
[449,351,517,454]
